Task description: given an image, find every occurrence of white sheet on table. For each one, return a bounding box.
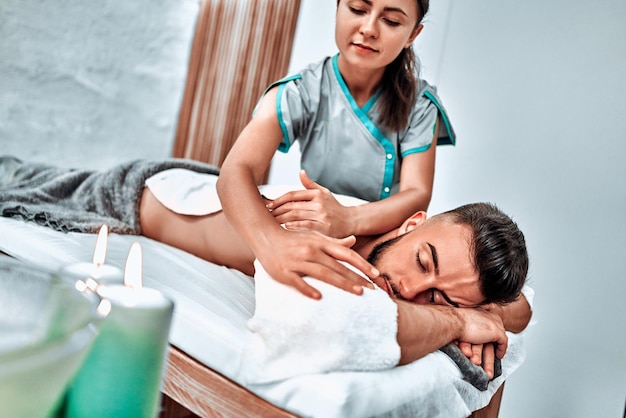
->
[0,217,527,418]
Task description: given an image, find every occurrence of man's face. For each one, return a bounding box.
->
[368,216,484,307]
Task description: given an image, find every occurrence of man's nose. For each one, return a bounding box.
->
[398,275,435,301]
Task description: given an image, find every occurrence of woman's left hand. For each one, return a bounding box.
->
[267,170,355,238]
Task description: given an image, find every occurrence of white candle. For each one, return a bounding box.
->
[65,242,174,418]
[58,225,123,287]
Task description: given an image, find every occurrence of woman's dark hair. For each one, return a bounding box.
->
[442,203,529,305]
[377,0,429,132]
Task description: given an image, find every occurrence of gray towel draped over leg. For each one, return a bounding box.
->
[0,155,219,234]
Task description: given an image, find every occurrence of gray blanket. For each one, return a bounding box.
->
[0,154,500,390]
[439,343,502,391]
[0,155,219,234]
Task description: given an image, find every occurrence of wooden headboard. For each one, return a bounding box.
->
[172,0,302,184]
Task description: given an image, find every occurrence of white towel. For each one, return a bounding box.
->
[144,169,368,216]
[144,168,222,216]
[238,260,401,384]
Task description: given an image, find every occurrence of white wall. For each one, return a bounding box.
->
[275,1,626,417]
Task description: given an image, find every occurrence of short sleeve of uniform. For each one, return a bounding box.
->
[254,59,328,154]
[399,81,456,158]
[255,72,319,154]
[275,75,312,153]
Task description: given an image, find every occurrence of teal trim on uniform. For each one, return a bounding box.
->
[423,90,455,146]
[276,82,291,153]
[362,89,382,114]
[264,74,302,96]
[401,142,431,157]
[332,54,394,200]
[268,74,302,153]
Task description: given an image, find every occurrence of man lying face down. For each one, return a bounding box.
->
[138,171,531,381]
[0,157,531,383]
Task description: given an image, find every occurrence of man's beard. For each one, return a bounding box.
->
[367,234,408,299]
[367,233,405,266]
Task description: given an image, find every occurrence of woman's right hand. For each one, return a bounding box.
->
[254,227,378,300]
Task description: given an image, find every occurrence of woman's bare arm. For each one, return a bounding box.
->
[217,88,377,298]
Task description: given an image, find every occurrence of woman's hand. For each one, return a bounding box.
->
[267,171,356,238]
[254,227,377,300]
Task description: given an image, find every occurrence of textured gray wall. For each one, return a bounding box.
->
[0,0,198,169]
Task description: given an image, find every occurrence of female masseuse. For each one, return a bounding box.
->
[217,0,456,299]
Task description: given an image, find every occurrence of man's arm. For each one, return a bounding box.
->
[242,263,511,383]
[487,293,532,333]
[456,293,533,377]
[396,300,508,366]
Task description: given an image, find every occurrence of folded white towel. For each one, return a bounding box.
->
[238,260,401,384]
[145,168,222,216]
[144,169,368,216]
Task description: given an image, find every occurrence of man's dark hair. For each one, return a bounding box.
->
[441,202,528,305]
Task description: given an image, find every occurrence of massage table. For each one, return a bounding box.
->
[0,216,523,417]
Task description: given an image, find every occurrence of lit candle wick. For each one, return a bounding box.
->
[124,242,143,290]
[92,224,109,268]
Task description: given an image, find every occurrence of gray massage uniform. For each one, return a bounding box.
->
[265,54,455,202]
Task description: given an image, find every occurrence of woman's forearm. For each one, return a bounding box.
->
[216,162,282,257]
[216,86,286,254]
[351,147,435,237]
[350,188,431,236]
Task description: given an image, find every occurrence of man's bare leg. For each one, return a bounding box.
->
[138,187,256,276]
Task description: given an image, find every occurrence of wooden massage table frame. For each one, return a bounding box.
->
[160,345,505,418]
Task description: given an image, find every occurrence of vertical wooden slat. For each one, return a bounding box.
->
[172,0,302,183]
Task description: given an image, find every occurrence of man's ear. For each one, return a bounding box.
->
[398,211,427,235]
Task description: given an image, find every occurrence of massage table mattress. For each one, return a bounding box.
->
[0,217,526,417]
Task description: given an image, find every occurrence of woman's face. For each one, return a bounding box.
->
[335,0,422,73]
